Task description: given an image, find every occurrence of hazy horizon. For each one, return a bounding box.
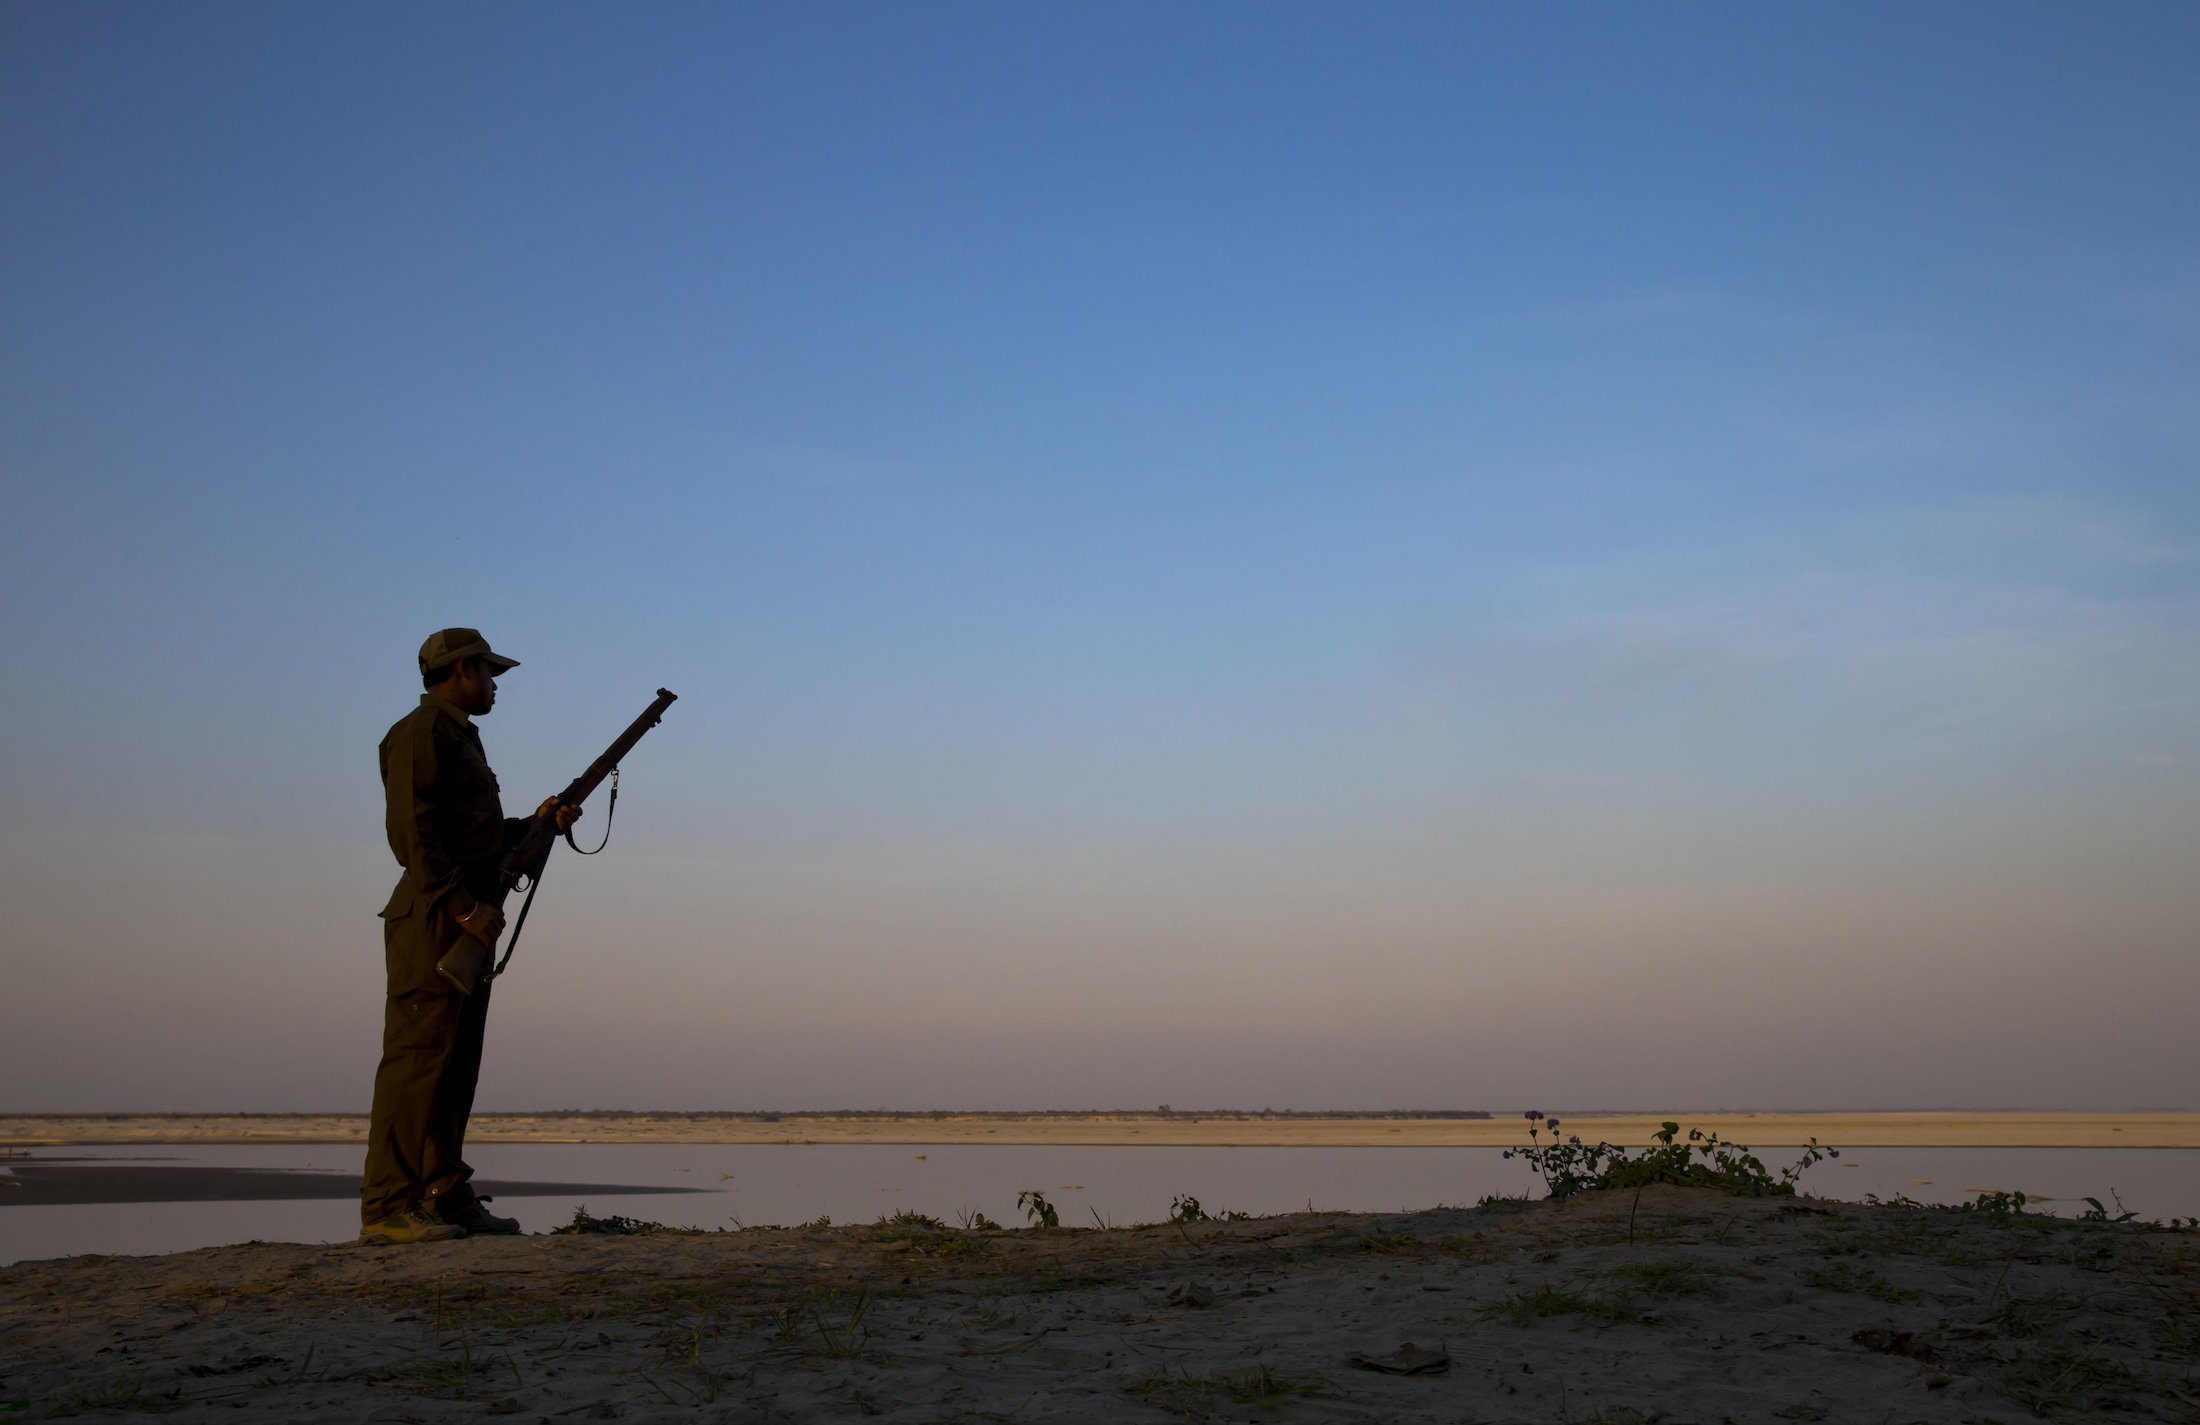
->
[5,3,2197,1115]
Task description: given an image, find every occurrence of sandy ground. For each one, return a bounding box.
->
[8,1110,2200,1149]
[3,1186,2195,1423]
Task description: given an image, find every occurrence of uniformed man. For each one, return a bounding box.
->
[361,628,580,1244]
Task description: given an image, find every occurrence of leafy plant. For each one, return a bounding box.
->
[1017,1190,1059,1229]
[1170,1194,1208,1223]
[553,1206,697,1236]
[1503,1112,1837,1201]
[1960,1190,2028,1216]
[2079,1191,2139,1224]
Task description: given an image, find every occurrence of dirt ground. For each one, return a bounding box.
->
[4,1185,2196,1423]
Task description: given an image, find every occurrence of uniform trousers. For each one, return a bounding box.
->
[361,981,491,1224]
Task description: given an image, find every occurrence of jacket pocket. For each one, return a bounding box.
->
[379,882,416,921]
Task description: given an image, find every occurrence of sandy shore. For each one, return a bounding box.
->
[7,1110,2198,1149]
[3,1185,2194,1422]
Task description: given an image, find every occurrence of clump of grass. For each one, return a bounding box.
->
[1480,1284,1643,1327]
[1506,1113,1837,1201]
[773,1287,872,1359]
[862,1211,989,1258]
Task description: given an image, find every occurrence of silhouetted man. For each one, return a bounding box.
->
[361,628,578,1244]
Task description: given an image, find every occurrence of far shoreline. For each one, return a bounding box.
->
[7,1110,2199,1150]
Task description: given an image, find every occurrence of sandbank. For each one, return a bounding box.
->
[6,1109,2199,1149]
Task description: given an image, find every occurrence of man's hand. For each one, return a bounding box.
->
[454,898,507,947]
[536,797,583,833]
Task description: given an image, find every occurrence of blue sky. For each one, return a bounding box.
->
[3,3,2196,1111]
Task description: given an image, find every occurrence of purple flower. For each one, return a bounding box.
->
[1568,1135,1581,1145]
[1524,1109,1541,1121]
[1546,1117,1560,1130]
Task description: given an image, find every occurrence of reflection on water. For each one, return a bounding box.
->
[5,1141,2196,1265]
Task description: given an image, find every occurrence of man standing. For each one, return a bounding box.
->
[362,628,579,1244]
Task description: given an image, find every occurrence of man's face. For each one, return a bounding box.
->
[449,658,498,716]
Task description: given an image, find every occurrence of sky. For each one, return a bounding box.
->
[2,2,2196,1113]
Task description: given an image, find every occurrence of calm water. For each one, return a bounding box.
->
[4,1142,2196,1266]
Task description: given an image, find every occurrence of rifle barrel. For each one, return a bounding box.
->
[556,687,678,807]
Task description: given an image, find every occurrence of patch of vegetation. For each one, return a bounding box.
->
[1505,1113,1837,1201]
[1480,1284,1644,1327]
[1999,1345,2139,1415]
[50,1376,187,1417]
[412,1336,523,1398]
[1431,1232,1504,1263]
[552,1206,704,1236]
[1126,1365,1335,1414]
[1801,1260,1917,1304]
[1958,1190,2029,1216]
[773,1287,873,1359]
[1167,1193,1250,1223]
[1476,1192,1536,1213]
[1610,1257,1723,1299]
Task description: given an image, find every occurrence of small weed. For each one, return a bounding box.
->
[2078,1191,2139,1224]
[955,1207,1002,1231]
[553,1206,700,1236]
[1170,1194,1209,1223]
[1610,1258,1722,1299]
[774,1287,872,1359]
[1223,1364,1335,1405]
[1017,1190,1059,1229]
[413,1336,522,1397]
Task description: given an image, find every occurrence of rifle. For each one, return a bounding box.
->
[437,687,679,994]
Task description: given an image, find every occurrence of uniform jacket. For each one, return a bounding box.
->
[378,695,530,994]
